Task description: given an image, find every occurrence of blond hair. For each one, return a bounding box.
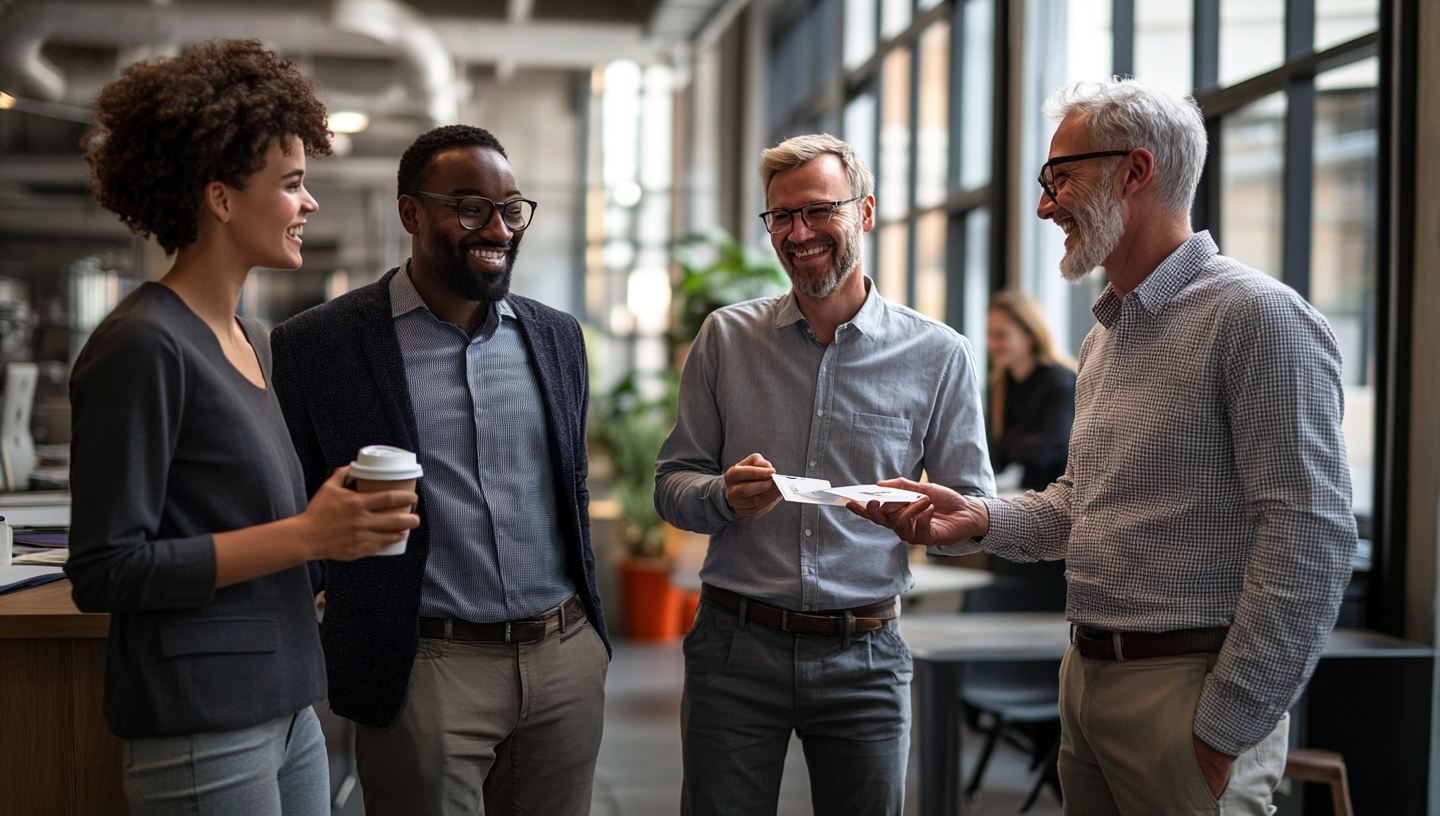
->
[988,290,1075,435]
[759,134,874,201]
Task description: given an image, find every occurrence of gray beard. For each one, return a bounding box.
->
[782,220,863,299]
[1058,182,1125,283]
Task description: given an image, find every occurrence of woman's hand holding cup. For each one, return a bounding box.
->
[299,465,419,561]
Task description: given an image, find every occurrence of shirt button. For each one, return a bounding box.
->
[804,529,813,537]
[808,460,816,467]
[815,409,823,417]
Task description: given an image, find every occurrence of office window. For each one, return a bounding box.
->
[1315,0,1379,52]
[1134,0,1191,96]
[1312,57,1378,514]
[878,222,909,301]
[957,0,994,191]
[915,209,947,319]
[1219,0,1284,86]
[1220,93,1287,278]
[878,46,912,223]
[915,22,951,209]
[844,0,878,68]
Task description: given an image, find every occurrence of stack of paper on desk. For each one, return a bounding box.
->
[771,475,925,507]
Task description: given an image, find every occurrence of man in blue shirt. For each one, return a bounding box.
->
[272,125,608,816]
[655,134,994,815]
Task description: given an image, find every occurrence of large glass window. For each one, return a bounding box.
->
[1135,0,1191,96]
[915,22,951,210]
[957,0,994,191]
[1220,92,1287,278]
[1312,57,1378,515]
[878,47,912,223]
[1219,0,1284,86]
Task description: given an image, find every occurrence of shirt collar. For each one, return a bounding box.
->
[772,275,883,337]
[1091,230,1217,328]
[390,260,515,322]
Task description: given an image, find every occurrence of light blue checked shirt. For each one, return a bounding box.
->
[390,267,574,623]
[656,278,995,611]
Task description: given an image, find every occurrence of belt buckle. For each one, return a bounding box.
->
[505,620,547,644]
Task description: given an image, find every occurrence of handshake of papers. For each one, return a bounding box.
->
[771,475,926,507]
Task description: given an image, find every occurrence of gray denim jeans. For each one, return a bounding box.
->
[680,598,913,816]
[123,707,329,816]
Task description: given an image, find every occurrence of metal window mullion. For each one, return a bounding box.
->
[906,23,922,306]
[1193,0,1220,93]
[1281,78,1314,299]
[1112,0,1135,77]
[989,0,1012,293]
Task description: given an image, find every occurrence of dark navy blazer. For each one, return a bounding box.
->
[270,267,609,728]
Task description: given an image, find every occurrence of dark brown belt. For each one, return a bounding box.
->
[700,583,896,637]
[1073,624,1229,661]
[419,594,585,644]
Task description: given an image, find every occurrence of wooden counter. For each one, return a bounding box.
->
[0,579,126,815]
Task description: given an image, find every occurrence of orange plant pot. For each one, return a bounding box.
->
[618,558,683,641]
[680,591,701,633]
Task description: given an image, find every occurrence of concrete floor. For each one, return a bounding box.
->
[321,638,1065,816]
[591,639,1062,816]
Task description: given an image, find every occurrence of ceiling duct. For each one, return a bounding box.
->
[329,0,459,127]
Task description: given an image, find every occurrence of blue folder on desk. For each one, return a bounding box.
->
[0,565,65,596]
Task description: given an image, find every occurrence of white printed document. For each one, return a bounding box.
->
[771,475,925,507]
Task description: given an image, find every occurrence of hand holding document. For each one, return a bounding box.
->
[771,475,926,507]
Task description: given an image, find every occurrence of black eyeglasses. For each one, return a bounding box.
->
[407,191,538,231]
[758,196,861,234]
[1037,150,1133,203]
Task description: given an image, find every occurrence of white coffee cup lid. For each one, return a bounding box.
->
[350,445,423,481]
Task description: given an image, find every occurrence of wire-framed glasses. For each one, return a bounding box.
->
[1036,150,1133,203]
[758,196,861,234]
[407,191,538,231]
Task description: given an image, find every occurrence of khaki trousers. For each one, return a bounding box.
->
[1058,644,1289,816]
[354,614,609,816]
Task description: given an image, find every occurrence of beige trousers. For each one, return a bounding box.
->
[354,614,609,816]
[1058,644,1289,816]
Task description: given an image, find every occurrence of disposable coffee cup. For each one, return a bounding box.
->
[350,445,423,556]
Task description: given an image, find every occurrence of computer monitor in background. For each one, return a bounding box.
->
[2,363,38,491]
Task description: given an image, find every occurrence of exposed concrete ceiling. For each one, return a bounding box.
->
[0,0,733,243]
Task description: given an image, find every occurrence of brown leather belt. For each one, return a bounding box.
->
[700,583,896,637]
[1073,624,1230,661]
[419,594,585,644]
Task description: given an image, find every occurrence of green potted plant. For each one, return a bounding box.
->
[589,230,786,639]
[590,371,682,639]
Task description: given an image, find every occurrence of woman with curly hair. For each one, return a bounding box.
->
[64,39,418,815]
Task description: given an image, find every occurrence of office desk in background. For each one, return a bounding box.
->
[0,578,124,816]
[901,612,1435,816]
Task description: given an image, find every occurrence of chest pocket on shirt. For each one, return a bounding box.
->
[847,412,915,480]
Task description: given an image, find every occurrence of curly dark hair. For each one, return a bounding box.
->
[83,39,332,253]
[397,125,508,196]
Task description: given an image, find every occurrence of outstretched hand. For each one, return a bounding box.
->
[846,478,990,547]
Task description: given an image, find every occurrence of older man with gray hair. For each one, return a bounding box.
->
[656,133,993,815]
[854,78,1356,813]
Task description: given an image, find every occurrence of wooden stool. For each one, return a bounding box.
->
[1283,748,1353,816]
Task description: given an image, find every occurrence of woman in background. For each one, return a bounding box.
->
[983,290,1076,610]
[66,39,418,815]
[987,290,1076,494]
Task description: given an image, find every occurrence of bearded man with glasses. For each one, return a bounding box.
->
[854,78,1355,814]
[656,133,994,815]
[270,124,609,816]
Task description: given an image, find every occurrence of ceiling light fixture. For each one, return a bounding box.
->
[328,111,370,134]
[0,93,17,110]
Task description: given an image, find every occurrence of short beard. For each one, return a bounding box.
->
[782,218,863,299]
[435,238,518,302]
[1057,180,1125,283]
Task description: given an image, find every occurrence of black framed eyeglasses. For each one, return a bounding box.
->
[1037,150,1133,203]
[407,191,538,231]
[758,196,861,234]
